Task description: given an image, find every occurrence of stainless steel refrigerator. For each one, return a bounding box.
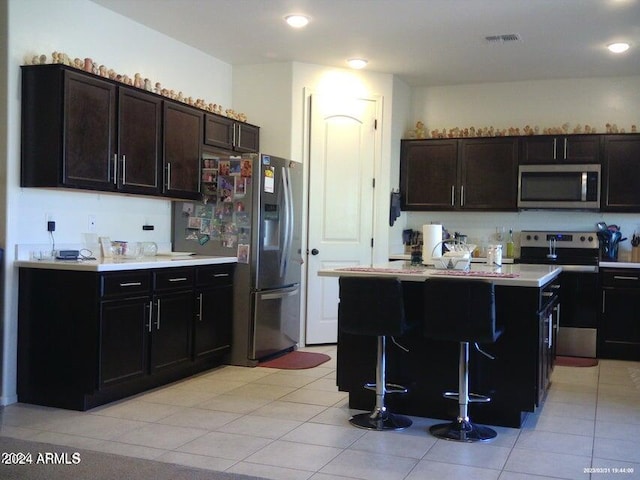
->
[172,152,303,366]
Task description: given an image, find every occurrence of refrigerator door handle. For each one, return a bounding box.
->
[261,285,299,300]
[279,166,294,278]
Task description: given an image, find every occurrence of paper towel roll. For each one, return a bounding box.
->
[422,224,442,265]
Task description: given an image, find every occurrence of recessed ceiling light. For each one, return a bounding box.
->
[607,42,630,53]
[347,58,368,69]
[285,14,310,28]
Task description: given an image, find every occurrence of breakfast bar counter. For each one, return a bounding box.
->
[321,262,562,428]
[319,262,560,287]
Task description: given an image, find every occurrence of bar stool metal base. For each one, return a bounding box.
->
[429,419,497,442]
[350,408,412,431]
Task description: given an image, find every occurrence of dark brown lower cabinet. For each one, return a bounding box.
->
[194,264,234,359]
[99,296,150,388]
[599,269,640,360]
[150,290,193,373]
[18,264,233,411]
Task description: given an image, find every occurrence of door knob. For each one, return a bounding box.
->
[311,248,319,255]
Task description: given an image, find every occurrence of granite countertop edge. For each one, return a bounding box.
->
[15,255,238,272]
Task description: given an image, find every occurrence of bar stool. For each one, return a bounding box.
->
[423,278,503,442]
[338,276,413,431]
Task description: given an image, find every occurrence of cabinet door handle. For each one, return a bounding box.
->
[119,282,142,287]
[460,185,465,207]
[147,301,153,332]
[451,185,455,207]
[113,154,118,185]
[613,275,639,281]
[563,138,568,159]
[552,138,557,160]
[213,273,230,278]
[602,290,606,313]
[232,123,237,146]
[122,155,127,185]
[155,299,161,330]
[198,293,203,321]
[166,162,172,190]
[168,277,188,282]
[236,124,241,147]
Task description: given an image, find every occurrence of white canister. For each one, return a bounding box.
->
[486,244,503,266]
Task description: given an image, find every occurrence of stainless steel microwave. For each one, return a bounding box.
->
[517,164,601,209]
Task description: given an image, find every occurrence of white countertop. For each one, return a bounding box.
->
[319,261,561,287]
[599,261,640,269]
[390,253,515,264]
[15,255,237,272]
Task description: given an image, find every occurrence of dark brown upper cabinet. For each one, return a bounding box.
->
[22,65,117,191]
[520,135,600,164]
[163,102,203,200]
[601,134,640,211]
[400,138,518,211]
[22,64,258,201]
[204,113,259,153]
[117,87,162,195]
[400,139,458,210]
[459,138,519,210]
[22,65,162,196]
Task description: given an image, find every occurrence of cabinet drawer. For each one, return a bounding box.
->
[601,270,640,287]
[196,264,234,287]
[101,272,152,297]
[154,268,194,290]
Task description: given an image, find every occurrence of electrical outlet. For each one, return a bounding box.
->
[88,215,97,233]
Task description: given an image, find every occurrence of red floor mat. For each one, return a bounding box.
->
[259,351,331,369]
[555,356,599,367]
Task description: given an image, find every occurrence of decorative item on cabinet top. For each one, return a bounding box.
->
[25,51,249,122]
[405,120,637,139]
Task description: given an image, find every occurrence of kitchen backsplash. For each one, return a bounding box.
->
[402,211,640,261]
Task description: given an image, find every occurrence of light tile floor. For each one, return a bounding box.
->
[1,346,639,480]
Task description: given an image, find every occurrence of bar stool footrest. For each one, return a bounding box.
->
[442,391,491,403]
[364,382,408,394]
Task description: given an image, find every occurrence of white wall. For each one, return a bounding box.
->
[233,62,293,159]
[411,76,640,135]
[2,0,233,405]
[402,77,640,259]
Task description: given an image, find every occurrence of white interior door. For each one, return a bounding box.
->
[305,94,377,344]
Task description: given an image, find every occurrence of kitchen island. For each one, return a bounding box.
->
[319,262,562,428]
[17,255,237,410]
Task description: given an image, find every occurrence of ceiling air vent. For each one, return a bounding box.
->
[485,33,522,44]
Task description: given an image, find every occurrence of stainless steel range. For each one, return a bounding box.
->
[519,230,599,358]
